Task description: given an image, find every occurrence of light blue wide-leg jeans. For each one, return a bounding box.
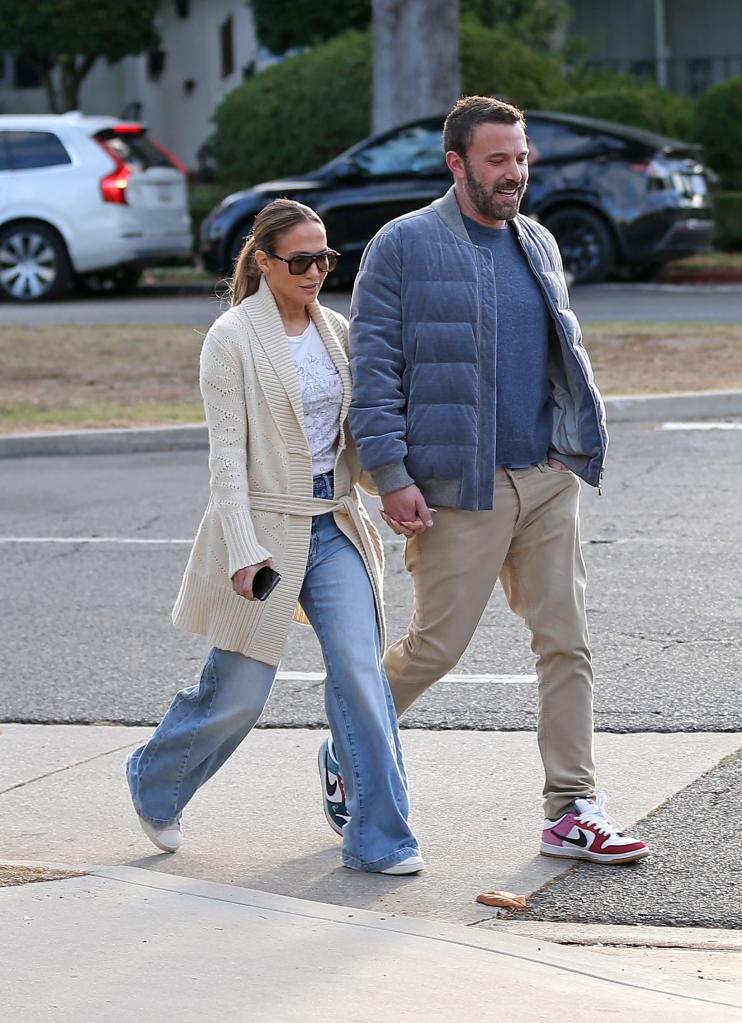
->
[127,647,277,827]
[127,472,419,872]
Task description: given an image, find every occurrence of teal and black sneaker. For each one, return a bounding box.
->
[318,737,350,836]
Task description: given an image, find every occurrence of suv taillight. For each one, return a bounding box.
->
[96,138,130,204]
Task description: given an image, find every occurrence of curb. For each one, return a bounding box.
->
[605,389,742,423]
[0,423,208,459]
[1,391,741,459]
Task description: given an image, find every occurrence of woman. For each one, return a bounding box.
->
[125,199,422,875]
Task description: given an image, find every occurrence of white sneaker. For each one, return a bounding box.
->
[125,757,182,853]
[379,854,425,875]
[137,814,182,853]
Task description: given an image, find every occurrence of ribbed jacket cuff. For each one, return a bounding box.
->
[219,508,273,577]
[371,461,415,496]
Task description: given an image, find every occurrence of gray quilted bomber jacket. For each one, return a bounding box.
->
[348,187,608,511]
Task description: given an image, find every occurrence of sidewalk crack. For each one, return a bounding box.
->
[0,742,135,797]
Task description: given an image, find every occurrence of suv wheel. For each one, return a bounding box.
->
[542,207,614,284]
[0,221,73,301]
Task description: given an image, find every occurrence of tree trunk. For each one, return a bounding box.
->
[59,57,81,112]
[34,61,60,114]
[372,0,460,134]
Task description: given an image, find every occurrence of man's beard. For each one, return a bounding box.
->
[463,158,526,221]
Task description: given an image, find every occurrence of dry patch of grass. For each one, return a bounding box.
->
[663,251,742,273]
[585,321,742,395]
[0,863,85,887]
[1,321,741,433]
[0,324,205,433]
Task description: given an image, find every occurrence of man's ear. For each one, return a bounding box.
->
[446,150,465,180]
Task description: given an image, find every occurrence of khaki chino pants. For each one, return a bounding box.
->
[383,463,596,820]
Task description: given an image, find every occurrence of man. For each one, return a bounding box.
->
[318,95,648,865]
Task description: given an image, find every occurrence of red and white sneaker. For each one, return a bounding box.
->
[541,794,649,864]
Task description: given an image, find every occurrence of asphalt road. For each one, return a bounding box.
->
[2,420,740,729]
[515,749,742,929]
[3,281,742,326]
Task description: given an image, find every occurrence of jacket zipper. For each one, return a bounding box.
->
[516,231,607,490]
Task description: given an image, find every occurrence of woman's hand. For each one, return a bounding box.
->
[231,559,276,601]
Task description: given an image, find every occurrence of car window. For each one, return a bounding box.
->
[4,131,72,170]
[354,124,445,176]
[95,128,174,172]
[0,133,10,171]
[527,121,624,160]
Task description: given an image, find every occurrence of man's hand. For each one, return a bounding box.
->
[381,485,435,537]
[231,558,276,601]
[547,457,570,472]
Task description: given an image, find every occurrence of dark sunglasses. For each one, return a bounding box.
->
[265,249,340,275]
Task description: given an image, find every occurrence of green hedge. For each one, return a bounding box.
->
[693,78,742,189]
[212,30,371,186]
[459,19,569,108]
[712,191,742,250]
[552,85,695,140]
[212,22,572,186]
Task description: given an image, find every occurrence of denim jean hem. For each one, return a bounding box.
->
[135,809,181,829]
[341,845,421,873]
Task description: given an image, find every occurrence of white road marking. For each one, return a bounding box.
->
[277,671,536,685]
[0,538,538,684]
[659,421,742,431]
[0,537,192,544]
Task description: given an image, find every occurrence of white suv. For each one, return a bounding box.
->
[0,113,192,301]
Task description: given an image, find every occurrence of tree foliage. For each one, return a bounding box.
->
[0,0,159,111]
[461,0,569,49]
[250,0,370,55]
[250,0,567,55]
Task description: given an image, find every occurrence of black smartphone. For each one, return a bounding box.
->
[252,566,281,601]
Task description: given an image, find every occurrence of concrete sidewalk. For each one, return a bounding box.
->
[2,724,742,1020]
[2,867,740,1022]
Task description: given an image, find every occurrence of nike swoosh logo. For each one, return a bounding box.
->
[560,830,589,848]
[324,766,338,798]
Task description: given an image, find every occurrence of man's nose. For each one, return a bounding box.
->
[508,159,525,181]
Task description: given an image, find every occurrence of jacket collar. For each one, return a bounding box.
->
[432,185,525,241]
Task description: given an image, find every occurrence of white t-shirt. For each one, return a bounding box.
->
[286,321,343,475]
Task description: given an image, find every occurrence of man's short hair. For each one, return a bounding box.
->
[443,95,526,157]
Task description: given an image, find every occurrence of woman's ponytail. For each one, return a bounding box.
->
[229,233,261,304]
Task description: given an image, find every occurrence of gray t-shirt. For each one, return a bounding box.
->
[462,214,553,467]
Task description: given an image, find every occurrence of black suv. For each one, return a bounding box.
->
[200,110,713,284]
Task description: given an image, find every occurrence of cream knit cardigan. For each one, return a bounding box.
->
[172,276,385,666]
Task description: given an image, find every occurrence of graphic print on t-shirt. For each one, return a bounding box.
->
[287,321,343,475]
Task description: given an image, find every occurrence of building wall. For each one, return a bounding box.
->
[0,0,259,169]
[567,0,657,61]
[566,0,739,94]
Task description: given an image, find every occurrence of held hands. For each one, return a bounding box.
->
[232,558,276,601]
[380,484,435,538]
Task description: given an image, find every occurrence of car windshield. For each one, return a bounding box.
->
[354,124,445,176]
